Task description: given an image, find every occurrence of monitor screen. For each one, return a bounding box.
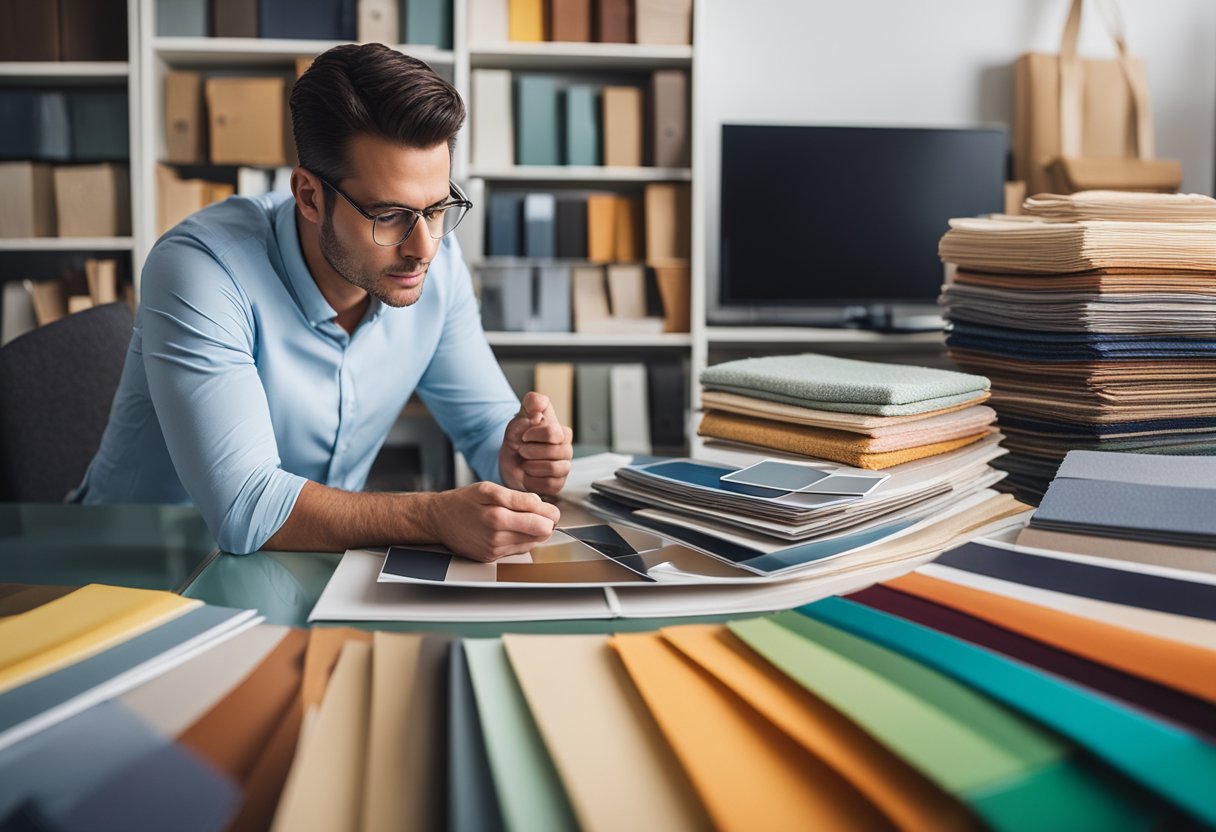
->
[715,124,1007,325]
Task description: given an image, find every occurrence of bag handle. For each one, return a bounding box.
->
[1057,0,1154,160]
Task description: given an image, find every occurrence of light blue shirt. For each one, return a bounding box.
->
[74,193,519,554]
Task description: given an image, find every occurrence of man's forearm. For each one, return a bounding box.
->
[262,480,440,552]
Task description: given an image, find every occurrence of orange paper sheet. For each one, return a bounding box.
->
[887,573,1216,704]
[661,624,979,832]
[611,632,894,831]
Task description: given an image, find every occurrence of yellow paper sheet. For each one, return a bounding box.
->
[0,583,197,694]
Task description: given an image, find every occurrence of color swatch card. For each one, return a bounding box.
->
[376,524,750,588]
[721,459,889,496]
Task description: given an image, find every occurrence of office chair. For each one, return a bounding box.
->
[0,302,133,502]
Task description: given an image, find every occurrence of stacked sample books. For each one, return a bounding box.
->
[1016,450,1216,570]
[311,449,1026,623]
[939,190,1216,501]
[695,353,997,470]
[6,539,1216,830]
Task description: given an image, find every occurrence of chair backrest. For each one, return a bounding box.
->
[0,302,133,502]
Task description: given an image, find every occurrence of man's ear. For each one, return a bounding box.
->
[292,167,324,227]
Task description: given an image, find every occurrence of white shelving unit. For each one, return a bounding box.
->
[705,327,945,346]
[0,0,140,298]
[150,36,454,67]
[0,62,130,82]
[0,238,136,252]
[468,42,691,70]
[486,331,692,348]
[469,165,692,182]
[26,0,938,454]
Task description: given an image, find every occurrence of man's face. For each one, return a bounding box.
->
[318,133,452,308]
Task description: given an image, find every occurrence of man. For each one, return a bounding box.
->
[73,43,573,558]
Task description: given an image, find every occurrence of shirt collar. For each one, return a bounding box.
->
[273,196,386,328]
[275,197,336,327]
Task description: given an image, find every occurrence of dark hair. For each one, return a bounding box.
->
[290,43,465,187]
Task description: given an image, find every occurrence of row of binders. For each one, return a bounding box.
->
[0,162,130,239]
[1,259,128,347]
[0,90,129,164]
[471,69,689,169]
[156,0,454,48]
[479,261,688,334]
[483,184,690,262]
[474,0,693,45]
[498,359,687,454]
[0,0,127,62]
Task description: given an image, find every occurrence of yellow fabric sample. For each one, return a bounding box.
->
[0,583,197,694]
[697,410,991,470]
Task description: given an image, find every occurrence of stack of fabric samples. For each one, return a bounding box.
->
[696,353,997,470]
[1015,450,1216,571]
[5,560,1214,832]
[938,190,1216,502]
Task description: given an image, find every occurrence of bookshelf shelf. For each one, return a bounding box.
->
[152,38,455,67]
[469,42,692,70]
[486,332,692,348]
[0,238,136,252]
[0,62,130,83]
[469,165,692,183]
[705,326,945,346]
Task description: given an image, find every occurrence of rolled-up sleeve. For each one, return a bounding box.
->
[415,236,520,483]
[140,237,307,554]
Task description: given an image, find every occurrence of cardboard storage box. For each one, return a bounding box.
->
[205,77,293,166]
[164,71,205,163]
[52,164,131,237]
[0,163,56,238]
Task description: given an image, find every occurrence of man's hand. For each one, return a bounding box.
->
[499,391,574,496]
[425,481,560,561]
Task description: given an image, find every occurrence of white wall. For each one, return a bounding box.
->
[699,0,1216,292]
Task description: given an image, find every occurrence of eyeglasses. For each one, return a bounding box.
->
[319,176,472,247]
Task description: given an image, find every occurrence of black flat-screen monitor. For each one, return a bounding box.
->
[713,124,1007,330]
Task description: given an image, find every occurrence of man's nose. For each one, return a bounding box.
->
[398,223,439,262]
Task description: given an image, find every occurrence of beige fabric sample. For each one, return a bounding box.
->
[272,640,372,832]
[503,633,712,832]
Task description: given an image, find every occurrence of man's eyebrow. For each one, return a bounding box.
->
[363,193,452,212]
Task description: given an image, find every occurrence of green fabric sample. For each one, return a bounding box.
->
[462,639,578,832]
[700,353,989,416]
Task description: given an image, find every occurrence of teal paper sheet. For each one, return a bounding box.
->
[798,597,1216,828]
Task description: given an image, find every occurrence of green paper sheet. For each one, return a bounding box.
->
[728,615,1047,794]
[799,597,1216,828]
[729,614,1160,832]
[462,639,577,832]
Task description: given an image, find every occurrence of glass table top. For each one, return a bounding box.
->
[0,503,216,592]
[0,503,736,635]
